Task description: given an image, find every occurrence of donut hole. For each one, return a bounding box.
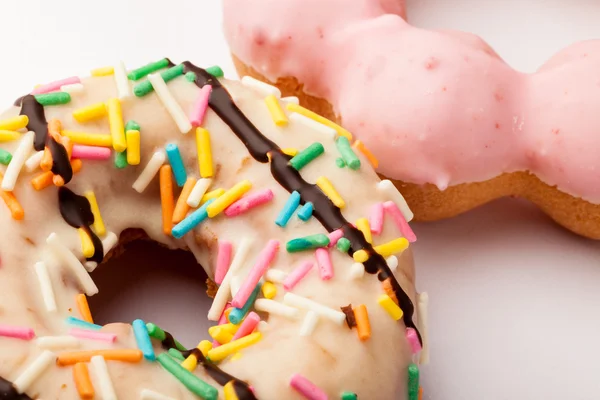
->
[87,232,213,347]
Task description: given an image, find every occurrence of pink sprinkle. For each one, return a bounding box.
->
[232,312,260,341]
[327,229,344,247]
[72,145,111,161]
[0,324,35,340]
[369,203,385,235]
[190,85,212,127]
[69,328,116,343]
[214,241,233,285]
[384,201,417,243]
[31,76,80,95]
[406,327,422,354]
[289,373,328,400]
[231,240,280,308]
[224,189,274,217]
[315,248,333,281]
[283,260,314,291]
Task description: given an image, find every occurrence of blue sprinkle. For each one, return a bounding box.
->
[172,199,215,239]
[228,283,262,325]
[65,316,102,331]
[132,319,156,361]
[297,202,313,221]
[275,191,301,227]
[165,143,187,187]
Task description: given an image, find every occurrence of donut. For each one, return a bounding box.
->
[223,0,600,239]
[0,59,426,399]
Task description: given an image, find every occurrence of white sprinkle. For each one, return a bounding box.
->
[264,268,287,284]
[376,180,414,222]
[25,151,44,173]
[147,73,192,134]
[114,60,130,99]
[386,255,398,271]
[256,321,270,332]
[140,389,177,400]
[84,231,118,272]
[348,263,365,280]
[36,336,80,350]
[299,310,319,337]
[13,350,55,394]
[46,233,98,296]
[207,237,253,321]
[283,292,346,325]
[241,76,281,98]
[91,355,117,400]
[254,298,299,320]
[230,274,242,297]
[289,113,336,140]
[132,150,166,193]
[34,262,56,312]
[281,96,299,105]
[61,83,85,95]
[186,178,212,208]
[418,292,430,365]
[2,131,34,191]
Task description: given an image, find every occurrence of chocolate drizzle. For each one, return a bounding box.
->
[0,376,32,400]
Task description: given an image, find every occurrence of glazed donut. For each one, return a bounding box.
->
[223,0,600,239]
[0,59,426,399]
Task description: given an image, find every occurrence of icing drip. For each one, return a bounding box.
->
[0,376,32,400]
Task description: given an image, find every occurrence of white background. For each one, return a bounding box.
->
[1,1,599,399]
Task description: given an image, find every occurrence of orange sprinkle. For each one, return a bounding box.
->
[76,294,93,324]
[382,278,398,305]
[0,172,24,220]
[172,177,196,224]
[57,349,143,366]
[353,304,371,341]
[31,159,82,191]
[53,175,65,187]
[61,135,73,160]
[353,140,379,168]
[40,147,53,172]
[159,165,174,235]
[73,362,94,399]
[419,387,423,400]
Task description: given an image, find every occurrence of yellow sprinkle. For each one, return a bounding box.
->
[84,191,106,237]
[91,66,114,76]
[201,188,225,204]
[181,340,213,371]
[378,294,404,321]
[262,282,277,299]
[281,148,298,157]
[78,228,95,258]
[106,98,126,152]
[374,238,409,257]
[72,102,107,123]
[0,130,21,142]
[353,249,369,263]
[265,95,288,126]
[218,323,240,335]
[196,128,213,178]
[206,180,252,218]
[208,326,233,344]
[286,103,352,140]
[126,130,141,165]
[62,131,112,147]
[207,332,262,362]
[316,176,345,209]
[224,381,241,400]
[230,352,243,362]
[356,218,372,244]
[0,115,28,131]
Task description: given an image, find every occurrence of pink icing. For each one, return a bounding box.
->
[223,0,600,203]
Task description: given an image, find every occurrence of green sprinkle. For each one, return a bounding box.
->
[114,151,127,169]
[125,120,140,132]
[157,353,218,400]
[134,64,185,97]
[336,237,351,253]
[34,92,71,106]
[185,71,197,82]
[205,65,224,78]
[286,234,330,253]
[335,158,346,168]
[341,392,358,400]
[336,136,361,170]
[127,58,171,81]
[289,142,325,170]
[145,322,187,352]
[408,363,420,400]
[168,348,186,361]
[0,149,12,165]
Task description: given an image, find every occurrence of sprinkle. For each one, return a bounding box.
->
[185,72,197,82]
[224,188,274,217]
[349,263,365,280]
[105,98,127,152]
[0,324,34,340]
[24,150,42,172]
[241,76,281,98]
[231,239,279,308]
[76,293,93,323]
[377,180,413,221]
[214,240,233,284]
[335,158,346,168]
[352,250,369,263]
[378,294,403,320]
[353,304,371,341]
[284,293,346,325]
[283,260,314,291]
[171,198,215,239]
[281,147,298,156]
[128,58,171,81]
[172,177,197,224]
[159,165,175,235]
[181,340,212,371]
[113,60,131,98]
[13,350,56,394]
[265,95,288,126]
[2,131,34,191]
[0,177,24,220]
[132,150,166,193]
[315,248,334,280]
[0,130,21,142]
[35,91,70,106]
[31,159,82,191]
[36,336,80,350]
[208,326,234,344]
[281,96,299,105]
[77,230,94,261]
[165,143,187,187]
[289,373,328,400]
[353,140,379,168]
[264,268,287,284]
[286,234,329,253]
[386,255,398,271]
[375,237,409,257]
[91,356,117,400]
[61,83,85,94]
[57,349,143,366]
[125,130,141,165]
[336,136,361,170]
[287,103,352,140]
[69,328,116,343]
[261,282,277,299]
[47,233,98,296]
[317,177,345,209]
[289,113,336,140]
[327,229,344,247]
[205,65,224,78]
[133,319,155,361]
[355,218,373,244]
[187,178,212,208]
[148,73,192,134]
[289,143,324,171]
[73,362,95,399]
[71,144,110,161]
[169,348,186,361]
[83,191,106,237]
[341,392,358,400]
[207,332,262,363]
[146,323,186,351]
[0,116,28,132]
[62,131,112,147]
[134,64,184,97]
[140,389,177,400]
[406,327,422,354]
[223,381,241,399]
[34,262,56,312]
[207,180,252,218]
[275,190,301,227]
[299,310,319,337]
[196,127,214,177]
[297,202,313,221]
[31,76,80,95]
[65,316,102,331]
[336,237,351,252]
[157,353,218,399]
[254,299,299,319]
[201,188,225,204]
[91,66,114,76]
[72,102,107,123]
[418,292,429,365]
[368,203,385,235]
[229,275,242,297]
[384,201,417,242]
[190,85,212,127]
[114,151,127,168]
[408,363,420,400]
